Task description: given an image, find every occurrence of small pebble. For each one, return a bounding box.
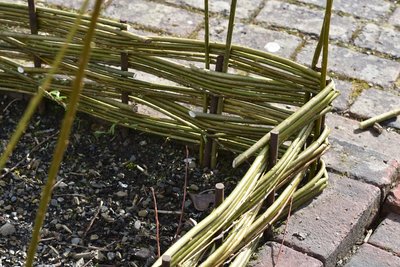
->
[57,181,68,188]
[139,140,147,146]
[189,184,199,191]
[71,237,81,245]
[115,191,128,198]
[50,199,58,207]
[0,223,16,236]
[133,248,151,260]
[138,210,148,218]
[107,252,116,261]
[134,220,141,230]
[90,234,99,240]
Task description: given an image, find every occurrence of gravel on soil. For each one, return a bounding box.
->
[0,94,246,266]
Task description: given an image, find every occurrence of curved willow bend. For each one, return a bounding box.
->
[0,0,337,266]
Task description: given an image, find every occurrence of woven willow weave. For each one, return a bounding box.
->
[0,0,337,266]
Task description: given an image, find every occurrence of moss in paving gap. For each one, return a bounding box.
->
[292,39,307,61]
[128,22,170,37]
[144,0,206,15]
[350,25,364,43]
[187,20,205,40]
[350,80,370,101]
[247,0,266,23]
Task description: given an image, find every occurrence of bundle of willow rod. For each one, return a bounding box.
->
[0,0,337,266]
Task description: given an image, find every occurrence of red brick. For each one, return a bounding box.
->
[274,173,380,267]
[249,242,323,267]
[344,243,400,267]
[385,183,400,215]
[326,114,400,160]
[369,213,400,255]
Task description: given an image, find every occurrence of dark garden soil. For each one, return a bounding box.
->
[0,93,247,267]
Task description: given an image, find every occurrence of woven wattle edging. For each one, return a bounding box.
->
[0,1,337,266]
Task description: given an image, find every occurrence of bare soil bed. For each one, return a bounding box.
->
[0,94,246,266]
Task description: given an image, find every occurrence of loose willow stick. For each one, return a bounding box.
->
[25,0,101,266]
[359,108,400,129]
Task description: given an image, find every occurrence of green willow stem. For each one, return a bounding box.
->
[25,1,102,266]
[0,0,90,170]
[233,81,335,167]
[359,108,400,129]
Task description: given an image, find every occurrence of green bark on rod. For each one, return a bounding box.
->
[25,0,101,266]
[359,108,400,129]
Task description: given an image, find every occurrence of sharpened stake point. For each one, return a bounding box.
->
[162,254,171,267]
[215,183,225,208]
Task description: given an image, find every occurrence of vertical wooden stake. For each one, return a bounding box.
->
[203,55,224,168]
[162,254,171,267]
[214,182,225,247]
[268,130,279,170]
[265,130,279,239]
[28,0,46,113]
[215,183,225,208]
[28,0,41,68]
[120,20,129,137]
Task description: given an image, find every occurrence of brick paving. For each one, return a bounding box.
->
[7,0,400,266]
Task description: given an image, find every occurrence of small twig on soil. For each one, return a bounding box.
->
[53,193,87,198]
[0,131,59,178]
[150,187,161,258]
[82,259,94,267]
[52,178,64,191]
[72,251,97,260]
[148,209,182,215]
[48,245,59,256]
[275,196,293,266]
[65,171,87,176]
[175,146,189,239]
[2,98,19,112]
[67,241,116,251]
[39,237,56,242]
[83,200,103,237]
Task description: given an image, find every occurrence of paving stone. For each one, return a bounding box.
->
[297,0,391,21]
[0,0,27,5]
[354,24,400,58]
[350,88,400,130]
[103,0,203,37]
[344,243,400,267]
[44,0,95,10]
[256,1,357,42]
[325,113,400,160]
[369,213,400,255]
[198,18,302,58]
[297,43,400,88]
[384,184,400,216]
[274,173,380,267]
[332,80,352,112]
[164,0,263,19]
[249,241,323,267]
[389,8,400,27]
[323,138,399,194]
